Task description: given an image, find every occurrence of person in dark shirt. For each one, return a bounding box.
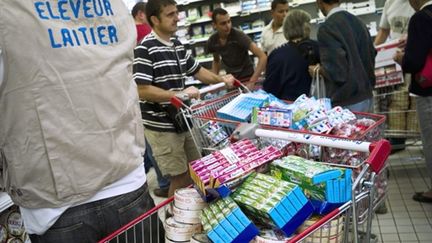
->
[206,8,267,87]
[310,0,376,111]
[263,9,319,101]
[394,0,432,203]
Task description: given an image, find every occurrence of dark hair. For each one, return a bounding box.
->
[211,8,228,23]
[271,0,289,10]
[131,2,146,18]
[321,0,340,4]
[145,0,177,27]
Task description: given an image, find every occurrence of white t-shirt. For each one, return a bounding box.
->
[0,49,146,235]
[379,0,415,40]
[260,21,287,55]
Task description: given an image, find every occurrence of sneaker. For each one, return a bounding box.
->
[153,188,169,198]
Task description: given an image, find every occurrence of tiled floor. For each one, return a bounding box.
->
[147,141,432,243]
[370,143,432,243]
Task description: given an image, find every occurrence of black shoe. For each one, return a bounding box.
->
[153,188,169,198]
[413,192,432,203]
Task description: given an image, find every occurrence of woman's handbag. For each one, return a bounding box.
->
[416,50,432,88]
[310,65,326,98]
[415,9,432,88]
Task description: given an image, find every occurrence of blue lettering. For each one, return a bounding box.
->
[69,0,81,19]
[61,29,74,47]
[97,26,108,45]
[78,27,90,44]
[83,0,94,18]
[89,27,97,45]
[72,29,81,46]
[46,1,60,20]
[58,0,70,20]
[93,0,104,16]
[103,0,114,16]
[34,2,49,20]
[107,25,118,43]
[48,29,62,48]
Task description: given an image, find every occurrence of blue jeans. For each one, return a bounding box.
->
[344,98,373,113]
[29,183,164,243]
[144,140,170,189]
[416,96,432,187]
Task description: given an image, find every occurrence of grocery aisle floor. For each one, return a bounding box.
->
[147,141,432,243]
[370,142,432,243]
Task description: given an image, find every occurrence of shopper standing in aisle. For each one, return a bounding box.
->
[263,9,320,101]
[134,0,235,197]
[0,1,162,242]
[132,1,152,44]
[207,8,267,88]
[394,0,432,203]
[310,0,376,112]
[132,1,171,198]
[374,0,415,46]
[260,0,290,55]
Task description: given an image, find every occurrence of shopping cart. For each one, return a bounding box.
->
[174,85,388,222]
[170,80,250,155]
[98,128,389,243]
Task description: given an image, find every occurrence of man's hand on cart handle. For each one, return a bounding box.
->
[221,74,236,88]
[181,86,200,100]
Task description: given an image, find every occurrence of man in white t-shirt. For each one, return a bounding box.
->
[374,0,415,45]
[260,0,289,55]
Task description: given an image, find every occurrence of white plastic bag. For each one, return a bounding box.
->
[310,65,326,98]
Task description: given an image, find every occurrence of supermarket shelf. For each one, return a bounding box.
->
[0,192,13,213]
[197,57,213,63]
[176,0,204,6]
[243,28,263,35]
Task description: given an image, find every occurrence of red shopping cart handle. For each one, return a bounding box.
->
[367,139,391,174]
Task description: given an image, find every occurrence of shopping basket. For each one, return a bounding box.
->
[98,128,389,243]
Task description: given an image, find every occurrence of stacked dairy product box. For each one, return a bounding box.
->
[200,197,258,243]
[270,156,352,214]
[232,173,314,236]
[165,188,207,243]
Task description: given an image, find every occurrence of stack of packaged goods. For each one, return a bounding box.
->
[217,93,268,122]
[166,188,207,243]
[0,207,27,243]
[232,173,313,236]
[189,139,282,199]
[270,155,352,214]
[200,197,259,243]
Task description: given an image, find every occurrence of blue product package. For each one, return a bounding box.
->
[326,180,334,202]
[312,170,342,184]
[293,187,308,205]
[287,191,302,211]
[274,201,292,223]
[226,212,246,232]
[333,179,339,203]
[220,218,239,239]
[267,207,285,228]
[280,196,296,217]
[233,208,251,228]
[340,179,346,202]
[208,230,225,243]
[214,224,233,242]
[345,169,352,200]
